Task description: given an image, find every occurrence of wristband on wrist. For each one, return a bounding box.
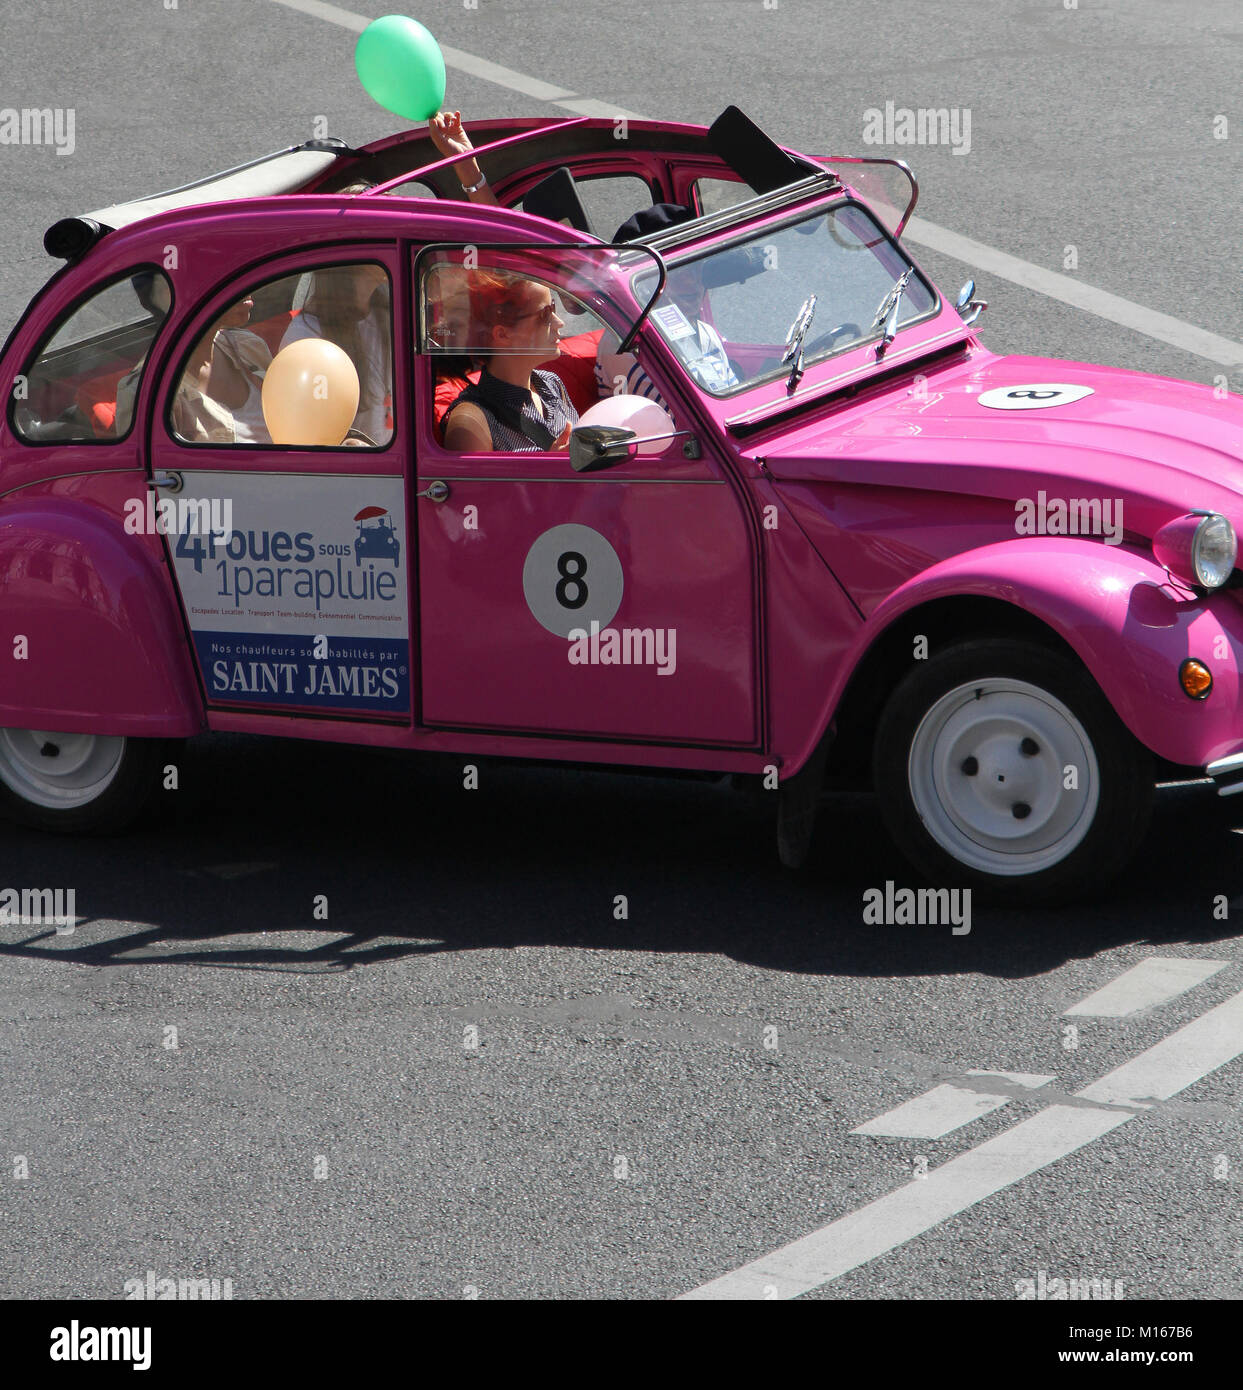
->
[460,172,487,195]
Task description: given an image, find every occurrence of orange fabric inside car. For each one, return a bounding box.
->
[248,309,296,356]
[77,368,129,436]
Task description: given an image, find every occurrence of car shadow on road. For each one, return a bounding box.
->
[1,734,1239,980]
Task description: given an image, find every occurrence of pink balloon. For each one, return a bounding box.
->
[577,394,674,456]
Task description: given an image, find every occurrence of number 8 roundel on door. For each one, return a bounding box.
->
[522,524,624,638]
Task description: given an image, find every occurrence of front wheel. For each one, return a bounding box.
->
[873,640,1154,904]
[0,729,176,834]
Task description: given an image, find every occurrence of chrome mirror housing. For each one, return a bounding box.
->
[955,278,987,328]
[569,425,635,472]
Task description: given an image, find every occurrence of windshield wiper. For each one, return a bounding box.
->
[782,293,817,391]
[872,267,913,358]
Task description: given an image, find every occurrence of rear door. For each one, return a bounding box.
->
[149,246,414,724]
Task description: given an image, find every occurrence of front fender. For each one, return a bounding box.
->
[821,538,1243,770]
[0,498,204,737]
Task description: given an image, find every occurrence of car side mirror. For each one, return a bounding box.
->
[569,424,693,472]
[569,425,636,472]
[955,278,987,327]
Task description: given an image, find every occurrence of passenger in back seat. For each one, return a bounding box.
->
[190,296,271,442]
[279,265,392,445]
[116,273,273,444]
[169,295,272,445]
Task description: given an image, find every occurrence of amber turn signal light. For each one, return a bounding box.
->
[1179,659,1212,700]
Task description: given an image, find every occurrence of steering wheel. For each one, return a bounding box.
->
[802,322,862,355]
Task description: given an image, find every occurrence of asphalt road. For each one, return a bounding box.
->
[1,0,1242,1306]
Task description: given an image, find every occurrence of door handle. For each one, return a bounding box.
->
[149,472,184,493]
[415,480,450,502]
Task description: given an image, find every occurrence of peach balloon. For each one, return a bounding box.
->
[261,338,360,446]
[576,394,674,456]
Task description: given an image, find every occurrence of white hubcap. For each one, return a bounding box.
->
[0,729,125,810]
[907,679,1099,876]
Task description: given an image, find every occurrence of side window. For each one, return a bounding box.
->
[169,260,392,449]
[575,175,653,242]
[420,245,674,457]
[421,256,606,455]
[694,177,748,216]
[12,269,172,443]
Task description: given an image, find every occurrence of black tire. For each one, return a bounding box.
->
[873,640,1154,905]
[0,732,177,835]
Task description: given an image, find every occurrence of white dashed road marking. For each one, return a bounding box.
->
[852,1072,1054,1139]
[684,1104,1133,1301]
[1065,957,1228,1018]
[903,219,1243,369]
[682,986,1243,1299]
[1076,986,1243,1110]
[270,0,369,33]
[269,0,1243,369]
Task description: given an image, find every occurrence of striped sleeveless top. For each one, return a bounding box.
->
[445,368,577,451]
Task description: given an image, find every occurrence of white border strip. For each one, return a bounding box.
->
[269,0,369,32]
[1077,986,1243,1108]
[269,0,640,111]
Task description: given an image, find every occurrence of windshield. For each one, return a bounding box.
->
[631,201,937,397]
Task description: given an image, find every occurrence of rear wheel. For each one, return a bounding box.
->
[0,729,174,834]
[873,640,1154,903]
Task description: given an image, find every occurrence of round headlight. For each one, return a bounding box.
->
[1192,513,1236,588]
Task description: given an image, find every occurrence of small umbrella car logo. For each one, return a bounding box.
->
[353,505,400,567]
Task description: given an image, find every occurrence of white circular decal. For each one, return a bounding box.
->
[977,383,1095,410]
[522,524,624,638]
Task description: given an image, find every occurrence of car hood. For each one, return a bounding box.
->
[756,352,1243,539]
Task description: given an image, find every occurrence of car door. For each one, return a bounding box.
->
[413,242,759,746]
[148,247,414,723]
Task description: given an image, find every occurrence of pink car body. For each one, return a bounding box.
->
[2,113,1240,900]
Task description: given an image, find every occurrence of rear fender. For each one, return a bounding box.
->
[0,498,204,737]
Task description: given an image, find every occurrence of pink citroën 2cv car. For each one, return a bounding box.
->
[3,107,1241,905]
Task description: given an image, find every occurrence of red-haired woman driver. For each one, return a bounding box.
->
[442,271,579,452]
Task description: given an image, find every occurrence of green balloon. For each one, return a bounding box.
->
[354,15,446,122]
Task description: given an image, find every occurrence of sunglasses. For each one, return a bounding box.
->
[508,298,559,327]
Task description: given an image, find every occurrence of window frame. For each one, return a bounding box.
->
[160,248,399,454]
[8,263,174,447]
[692,176,750,218]
[413,240,668,463]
